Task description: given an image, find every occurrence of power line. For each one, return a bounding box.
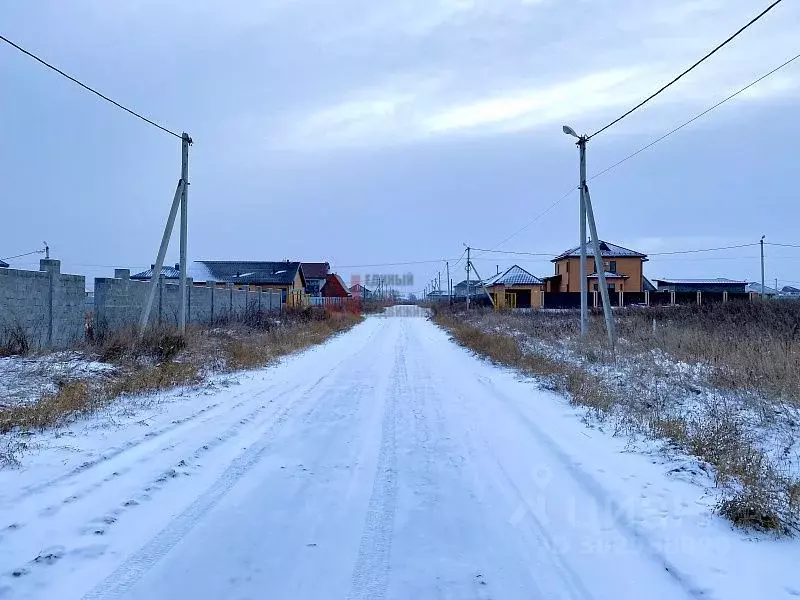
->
[590,52,800,181]
[649,243,759,256]
[490,187,574,250]
[766,242,800,249]
[0,34,183,139]
[0,248,46,261]
[470,247,556,257]
[450,248,468,270]
[588,0,785,139]
[335,258,459,269]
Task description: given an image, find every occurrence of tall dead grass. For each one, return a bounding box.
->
[468,301,800,403]
[0,310,361,436]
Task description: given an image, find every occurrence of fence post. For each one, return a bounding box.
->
[592,290,598,308]
[723,291,728,303]
[670,291,676,306]
[228,283,234,317]
[645,290,650,306]
[619,290,624,307]
[697,291,702,306]
[40,258,61,347]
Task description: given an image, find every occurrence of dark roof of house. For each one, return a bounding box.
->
[454,279,483,288]
[195,261,304,286]
[349,283,372,293]
[781,286,800,294]
[301,262,330,280]
[483,265,543,286]
[552,240,648,262]
[131,264,181,280]
[643,277,657,292]
[0,259,9,268]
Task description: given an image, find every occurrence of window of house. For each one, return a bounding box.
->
[566,261,569,273]
[593,283,598,291]
[608,283,615,292]
[609,261,617,273]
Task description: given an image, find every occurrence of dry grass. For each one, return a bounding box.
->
[464,301,800,403]
[0,311,361,436]
[433,307,800,534]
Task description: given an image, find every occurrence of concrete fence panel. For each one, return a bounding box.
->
[0,259,85,350]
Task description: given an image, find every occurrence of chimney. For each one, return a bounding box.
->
[496,265,499,275]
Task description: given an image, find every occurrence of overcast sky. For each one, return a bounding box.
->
[2,0,799,293]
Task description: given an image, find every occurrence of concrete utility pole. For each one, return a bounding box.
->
[466,246,471,309]
[468,262,496,308]
[760,235,766,299]
[578,137,588,336]
[583,184,616,349]
[446,261,451,300]
[179,133,190,333]
[438,271,442,296]
[139,179,185,335]
[564,124,615,350]
[140,133,192,337]
[563,126,588,336]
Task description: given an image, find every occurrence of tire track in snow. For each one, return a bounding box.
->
[2,383,263,506]
[345,321,404,600]
[79,322,381,600]
[6,322,382,509]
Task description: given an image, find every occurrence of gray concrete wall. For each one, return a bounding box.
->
[0,259,86,350]
[93,271,282,334]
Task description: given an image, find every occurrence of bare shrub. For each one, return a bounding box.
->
[105,362,199,398]
[98,325,186,364]
[0,435,27,467]
[0,323,31,357]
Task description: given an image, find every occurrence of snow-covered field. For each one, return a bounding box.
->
[1,310,799,599]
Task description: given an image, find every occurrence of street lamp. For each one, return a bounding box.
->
[564,124,588,336]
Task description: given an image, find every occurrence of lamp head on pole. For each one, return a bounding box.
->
[562,125,579,138]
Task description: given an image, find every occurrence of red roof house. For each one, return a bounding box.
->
[322,274,351,298]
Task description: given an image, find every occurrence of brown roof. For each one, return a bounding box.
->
[322,273,351,297]
[301,262,330,279]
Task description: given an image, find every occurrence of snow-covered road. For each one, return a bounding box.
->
[2,310,798,599]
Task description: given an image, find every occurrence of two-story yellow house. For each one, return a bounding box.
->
[545,240,648,293]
